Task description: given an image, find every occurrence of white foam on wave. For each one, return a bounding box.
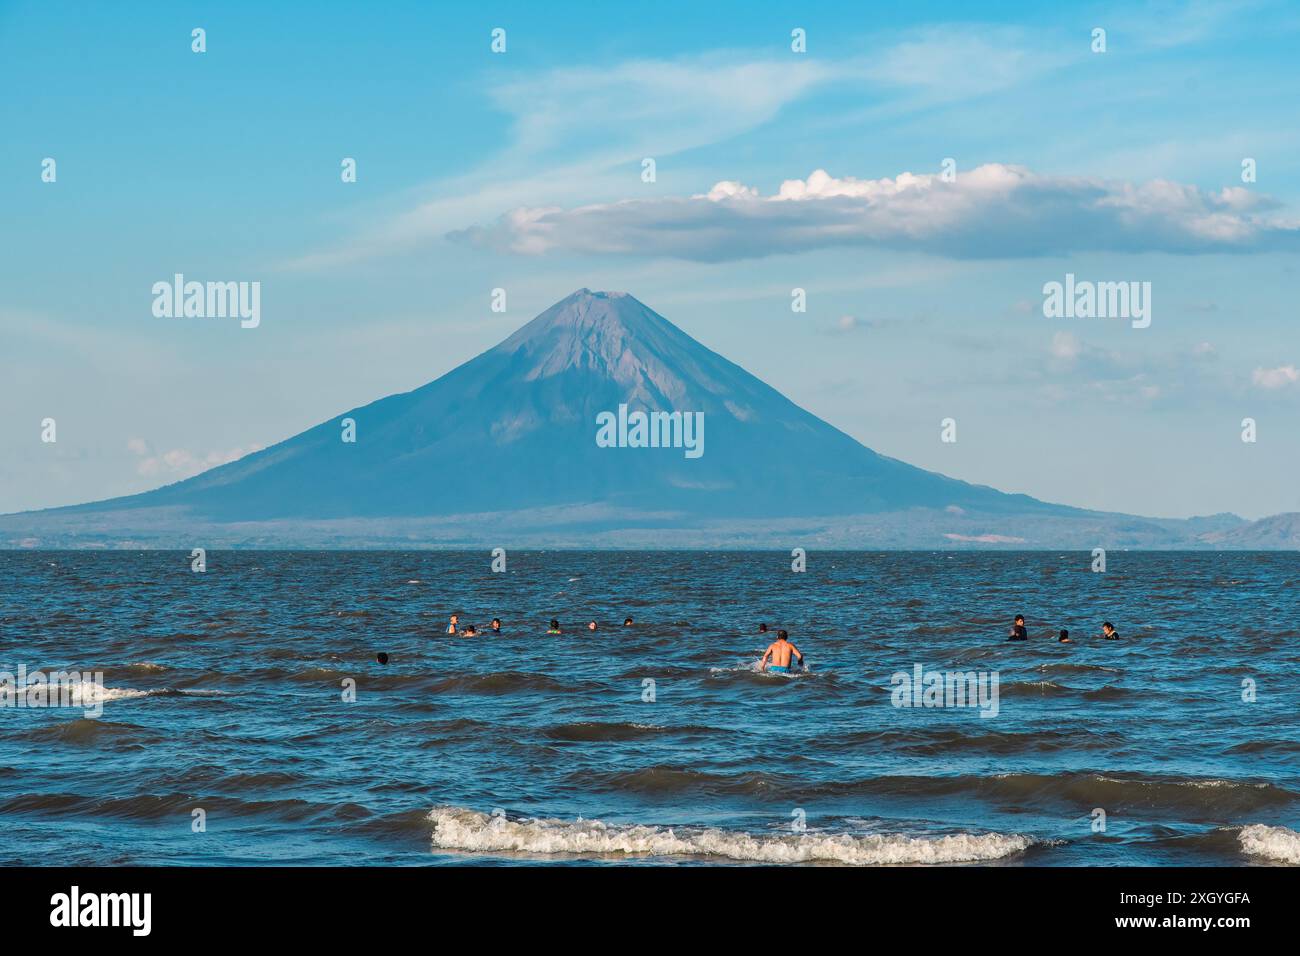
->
[65,681,149,705]
[1036,663,1119,674]
[1085,774,1268,791]
[63,681,223,705]
[1183,779,1268,790]
[708,664,754,674]
[428,806,1033,865]
[1239,824,1300,864]
[708,661,811,678]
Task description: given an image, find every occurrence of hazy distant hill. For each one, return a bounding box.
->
[1199,512,1300,548]
[1,290,1292,548]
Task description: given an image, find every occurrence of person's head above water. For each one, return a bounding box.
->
[1014,614,1025,624]
[1059,629,1070,642]
[491,618,501,629]
[376,652,389,664]
[759,623,769,633]
[1102,621,1116,635]
[549,619,560,629]
[776,629,789,641]
[587,621,597,631]
[623,617,633,626]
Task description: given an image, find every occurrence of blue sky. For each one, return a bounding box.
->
[2,0,1299,519]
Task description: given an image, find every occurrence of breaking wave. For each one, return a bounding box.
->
[1238,824,1300,864]
[427,806,1034,865]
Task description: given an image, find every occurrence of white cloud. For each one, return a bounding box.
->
[824,314,878,335]
[1036,333,1174,405]
[702,181,760,202]
[1049,331,1083,362]
[452,163,1300,262]
[1252,365,1300,389]
[128,439,262,479]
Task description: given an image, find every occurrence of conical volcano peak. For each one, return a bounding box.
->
[568,288,630,300]
[570,288,628,300]
[522,287,655,332]
[494,288,686,382]
[536,288,649,332]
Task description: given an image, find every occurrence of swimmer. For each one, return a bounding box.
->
[1101,621,1120,640]
[758,622,769,634]
[446,614,459,635]
[1058,629,1071,644]
[623,617,633,626]
[1008,614,1028,641]
[491,618,502,633]
[376,652,390,665]
[588,621,598,632]
[759,629,804,674]
[463,625,478,637]
[547,618,562,635]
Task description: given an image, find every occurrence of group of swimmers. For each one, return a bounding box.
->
[374,614,808,675]
[373,612,1118,667]
[1008,614,1121,643]
[445,613,636,638]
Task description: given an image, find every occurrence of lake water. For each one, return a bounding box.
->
[1,550,1296,866]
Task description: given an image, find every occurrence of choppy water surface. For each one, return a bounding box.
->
[1,550,1297,866]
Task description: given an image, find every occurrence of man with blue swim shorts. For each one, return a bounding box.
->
[759,629,804,674]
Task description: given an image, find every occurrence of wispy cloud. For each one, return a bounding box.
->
[1252,365,1299,389]
[282,54,843,271]
[1030,330,1260,407]
[488,56,837,164]
[127,439,262,480]
[820,313,915,336]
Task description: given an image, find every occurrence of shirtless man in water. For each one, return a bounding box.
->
[759,629,804,674]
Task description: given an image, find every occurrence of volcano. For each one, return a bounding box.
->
[51,289,1068,520]
[2,289,1280,548]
